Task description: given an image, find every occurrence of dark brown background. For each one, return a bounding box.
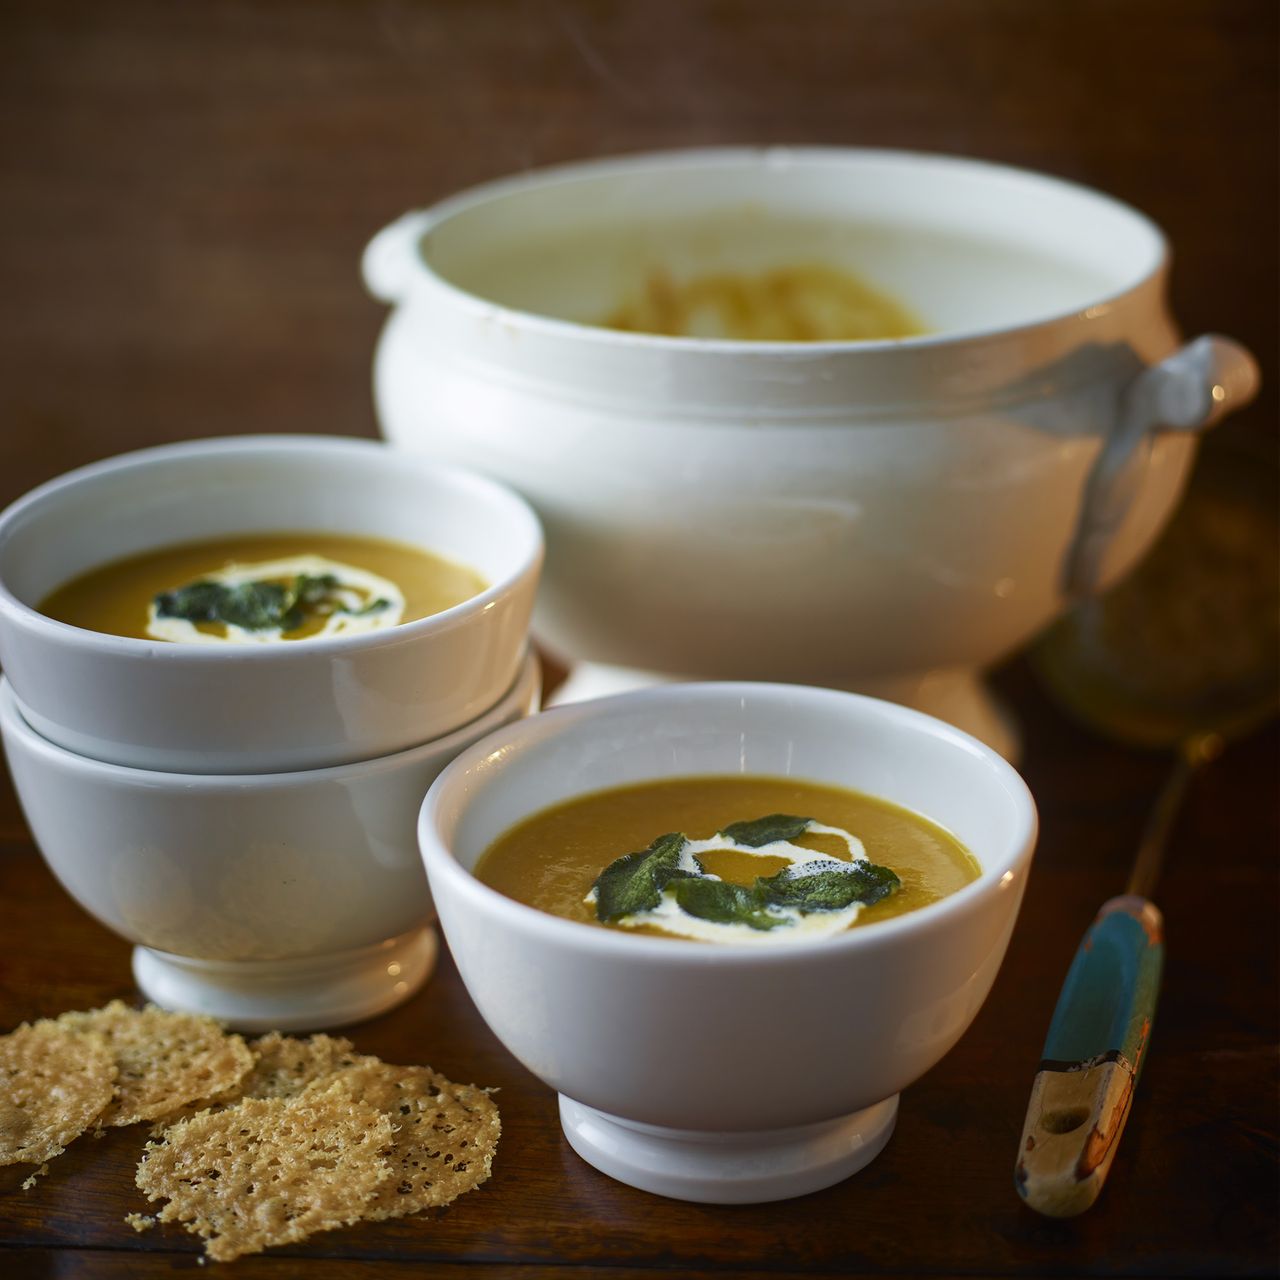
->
[0,2,1276,1277]
[1,0,1276,494]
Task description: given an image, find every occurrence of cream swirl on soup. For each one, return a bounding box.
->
[39,532,488,644]
[146,554,405,645]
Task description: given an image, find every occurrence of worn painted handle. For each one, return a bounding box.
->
[1015,895,1164,1217]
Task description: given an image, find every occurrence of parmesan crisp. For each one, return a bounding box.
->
[136,1081,395,1262]
[0,1020,116,1168]
[152,1031,370,1132]
[322,1060,500,1221]
[1,1003,502,1262]
[58,1001,252,1127]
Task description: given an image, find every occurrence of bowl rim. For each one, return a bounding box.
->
[0,434,544,663]
[396,144,1169,355]
[0,649,540,787]
[419,680,1039,965]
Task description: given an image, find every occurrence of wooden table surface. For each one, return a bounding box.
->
[1,3,1276,1277]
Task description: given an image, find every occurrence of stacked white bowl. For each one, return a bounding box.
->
[0,436,543,1030]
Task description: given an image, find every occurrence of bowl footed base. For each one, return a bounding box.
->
[558,1093,899,1204]
[131,926,437,1033]
[549,661,1020,762]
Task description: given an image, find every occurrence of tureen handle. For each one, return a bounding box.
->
[362,210,434,304]
[1063,334,1260,597]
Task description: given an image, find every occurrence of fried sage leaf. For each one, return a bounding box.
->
[718,814,814,847]
[155,574,389,633]
[674,858,900,929]
[592,832,699,921]
[671,878,788,931]
[758,859,901,912]
[593,815,901,931]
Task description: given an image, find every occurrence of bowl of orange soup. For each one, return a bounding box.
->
[419,681,1037,1203]
[0,435,543,772]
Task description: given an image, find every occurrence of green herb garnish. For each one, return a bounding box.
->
[719,813,813,847]
[296,574,341,605]
[591,832,699,921]
[345,596,392,617]
[757,859,900,911]
[592,815,902,931]
[155,579,296,630]
[155,574,390,633]
[672,878,788,931]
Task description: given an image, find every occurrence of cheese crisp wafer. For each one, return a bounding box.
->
[231,1032,369,1100]
[2,1003,502,1262]
[321,1060,500,1221]
[58,1001,252,1127]
[153,1031,371,1131]
[136,1081,396,1263]
[0,1020,116,1168]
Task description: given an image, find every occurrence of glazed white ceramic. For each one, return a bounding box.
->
[366,147,1258,756]
[0,653,540,1031]
[0,435,543,773]
[419,681,1037,1202]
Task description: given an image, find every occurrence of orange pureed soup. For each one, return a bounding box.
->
[475,775,980,943]
[40,532,487,643]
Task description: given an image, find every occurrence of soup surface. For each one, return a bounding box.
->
[475,775,980,944]
[40,532,488,644]
[603,263,925,342]
[442,210,1116,340]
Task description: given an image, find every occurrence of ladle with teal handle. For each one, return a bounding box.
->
[1015,436,1278,1217]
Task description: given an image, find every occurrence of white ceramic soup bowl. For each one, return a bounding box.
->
[0,652,539,1032]
[420,681,1036,1203]
[367,147,1258,755]
[0,435,543,773]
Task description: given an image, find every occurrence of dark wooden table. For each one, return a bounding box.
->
[1,3,1276,1276]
